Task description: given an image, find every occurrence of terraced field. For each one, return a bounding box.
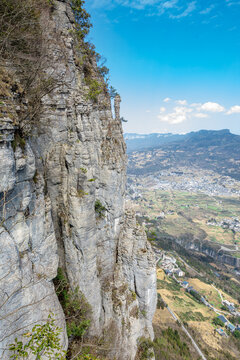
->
[134,190,240,248]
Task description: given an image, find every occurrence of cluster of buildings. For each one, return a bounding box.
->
[222,300,240,317]
[157,250,240,339]
[148,172,240,197]
[162,260,240,336]
[180,282,208,305]
[207,217,240,233]
[178,280,240,338]
[217,315,240,336]
[159,253,185,277]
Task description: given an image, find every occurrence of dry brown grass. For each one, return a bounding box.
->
[156,270,240,359]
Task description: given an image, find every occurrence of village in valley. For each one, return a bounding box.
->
[154,247,240,349]
[126,134,240,358]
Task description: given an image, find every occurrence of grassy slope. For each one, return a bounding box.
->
[155,270,240,360]
[136,190,240,248]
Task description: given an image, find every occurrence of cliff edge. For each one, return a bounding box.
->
[0,1,156,358]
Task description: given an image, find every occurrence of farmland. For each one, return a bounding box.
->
[130,188,240,250]
[155,268,240,360]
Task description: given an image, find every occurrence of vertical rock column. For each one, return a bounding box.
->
[114,94,121,121]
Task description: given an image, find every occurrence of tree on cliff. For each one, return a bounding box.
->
[9,314,66,359]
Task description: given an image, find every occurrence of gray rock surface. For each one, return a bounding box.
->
[0,1,156,359]
[0,119,67,359]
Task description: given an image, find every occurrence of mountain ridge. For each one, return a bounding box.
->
[126,129,240,181]
[124,129,236,153]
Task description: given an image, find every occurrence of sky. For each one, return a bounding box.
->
[85,0,240,134]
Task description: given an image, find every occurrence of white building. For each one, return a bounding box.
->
[175,269,185,277]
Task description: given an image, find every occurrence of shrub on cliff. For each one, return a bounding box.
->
[71,0,92,40]
[9,313,66,359]
[94,200,107,218]
[0,0,57,133]
[0,0,43,59]
[9,313,105,359]
[53,268,91,342]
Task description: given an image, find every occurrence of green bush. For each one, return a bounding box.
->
[53,268,91,341]
[85,78,102,102]
[9,313,66,360]
[11,132,26,152]
[153,327,191,360]
[94,200,106,218]
[157,278,181,292]
[131,291,137,301]
[80,167,88,174]
[212,317,224,327]
[66,319,90,338]
[157,293,165,309]
[137,337,154,360]
[233,330,240,339]
[71,0,92,40]
[77,189,89,197]
[109,86,118,98]
[189,290,202,303]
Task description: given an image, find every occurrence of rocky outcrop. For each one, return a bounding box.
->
[0,102,68,357]
[0,1,156,359]
[175,237,240,269]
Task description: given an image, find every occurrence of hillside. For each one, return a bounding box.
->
[126,129,240,181]
[126,130,240,271]
[124,132,188,152]
[153,259,240,360]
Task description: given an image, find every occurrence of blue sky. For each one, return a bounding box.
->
[85,0,240,134]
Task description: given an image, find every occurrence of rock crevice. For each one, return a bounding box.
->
[0,1,156,359]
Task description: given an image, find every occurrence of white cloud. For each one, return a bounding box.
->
[200,5,215,14]
[146,109,151,113]
[175,106,192,113]
[162,0,179,9]
[169,1,196,19]
[193,113,208,118]
[91,0,162,10]
[226,105,240,114]
[157,98,240,125]
[158,106,192,124]
[163,97,171,103]
[176,99,187,105]
[198,102,225,112]
[190,102,201,107]
[90,0,200,19]
[226,1,240,6]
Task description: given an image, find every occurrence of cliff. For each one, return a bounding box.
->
[175,237,240,269]
[0,1,156,359]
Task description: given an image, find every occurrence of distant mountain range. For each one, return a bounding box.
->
[124,129,238,153]
[125,129,240,180]
[124,132,188,152]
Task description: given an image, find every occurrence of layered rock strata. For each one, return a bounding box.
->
[0,1,156,359]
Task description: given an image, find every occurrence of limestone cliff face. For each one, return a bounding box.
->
[175,237,240,269]
[0,1,156,359]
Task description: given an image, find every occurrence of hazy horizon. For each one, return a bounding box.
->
[123,128,239,135]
